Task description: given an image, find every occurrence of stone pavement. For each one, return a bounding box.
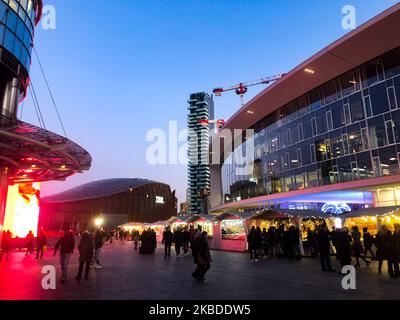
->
[0,242,398,300]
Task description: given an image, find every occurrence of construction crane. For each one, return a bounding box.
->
[213,73,286,107]
[198,119,226,129]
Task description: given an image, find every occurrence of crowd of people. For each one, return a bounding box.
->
[53,228,106,283]
[1,229,48,262]
[247,225,302,262]
[246,222,400,278]
[162,225,212,283]
[3,220,400,286]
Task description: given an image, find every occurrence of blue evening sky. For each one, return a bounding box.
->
[24,0,399,204]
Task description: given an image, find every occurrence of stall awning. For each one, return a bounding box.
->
[186,214,215,223]
[248,209,339,220]
[342,206,400,218]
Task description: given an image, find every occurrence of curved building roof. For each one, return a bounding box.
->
[42,178,169,203]
[222,3,400,132]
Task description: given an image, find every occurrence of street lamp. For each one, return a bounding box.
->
[94,217,104,227]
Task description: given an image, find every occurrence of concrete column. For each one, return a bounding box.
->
[1,78,20,118]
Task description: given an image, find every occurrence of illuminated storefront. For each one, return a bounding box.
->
[3,183,40,238]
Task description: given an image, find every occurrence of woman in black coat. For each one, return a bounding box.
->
[247,227,258,262]
[351,226,370,267]
[337,228,352,269]
[75,231,94,281]
[375,225,395,276]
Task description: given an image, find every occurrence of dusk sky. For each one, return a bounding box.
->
[22,0,399,204]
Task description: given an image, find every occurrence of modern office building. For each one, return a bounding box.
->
[210,4,400,217]
[40,178,178,231]
[187,92,214,214]
[0,0,91,239]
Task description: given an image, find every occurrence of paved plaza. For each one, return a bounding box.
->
[0,242,399,300]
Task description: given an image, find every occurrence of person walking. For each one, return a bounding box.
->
[162,226,174,258]
[53,230,75,283]
[268,227,278,258]
[174,228,183,257]
[182,227,190,256]
[255,227,262,260]
[316,223,335,272]
[261,227,269,258]
[351,226,370,267]
[337,228,352,270]
[362,227,375,260]
[192,231,212,283]
[0,230,12,262]
[375,225,395,276]
[35,230,47,260]
[247,226,258,262]
[25,231,35,256]
[189,225,198,257]
[75,231,94,282]
[151,229,157,254]
[133,231,140,250]
[93,229,104,269]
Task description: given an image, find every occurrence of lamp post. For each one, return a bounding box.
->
[94,217,104,229]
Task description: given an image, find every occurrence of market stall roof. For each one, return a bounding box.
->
[249,209,342,220]
[187,214,216,223]
[119,222,149,228]
[151,221,169,226]
[213,212,254,221]
[342,206,400,218]
[172,215,193,223]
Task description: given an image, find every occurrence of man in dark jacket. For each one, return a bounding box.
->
[362,227,375,260]
[174,228,183,257]
[25,231,35,256]
[35,230,47,260]
[316,223,335,272]
[192,231,212,282]
[247,227,258,262]
[93,229,104,269]
[375,225,395,276]
[162,226,174,258]
[0,230,12,262]
[75,231,94,281]
[53,230,75,283]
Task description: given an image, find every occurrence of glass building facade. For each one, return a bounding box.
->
[0,0,39,72]
[222,47,400,204]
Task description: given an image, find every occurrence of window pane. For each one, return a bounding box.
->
[357,152,373,179]
[347,124,363,153]
[370,82,389,116]
[361,60,378,88]
[324,80,338,104]
[379,146,399,176]
[368,115,388,148]
[331,100,346,129]
[383,48,400,79]
[349,92,365,122]
[341,71,357,97]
